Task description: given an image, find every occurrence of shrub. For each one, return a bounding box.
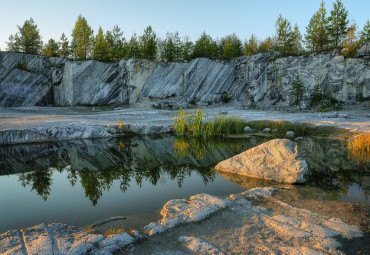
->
[15,61,27,70]
[221,92,232,103]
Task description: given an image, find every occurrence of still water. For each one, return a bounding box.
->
[0,134,369,233]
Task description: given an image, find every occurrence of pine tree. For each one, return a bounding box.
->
[58,33,70,58]
[244,34,258,55]
[342,24,359,57]
[328,0,349,48]
[292,24,303,54]
[140,26,157,60]
[106,25,126,62]
[274,14,294,54]
[182,35,194,61]
[222,39,234,58]
[6,34,20,52]
[93,27,108,61]
[305,1,329,52]
[126,33,141,59]
[310,83,323,105]
[291,75,304,105]
[163,34,176,62]
[219,33,243,58]
[193,31,218,58]
[360,19,370,43]
[7,18,42,54]
[42,39,59,57]
[258,37,271,53]
[71,15,94,60]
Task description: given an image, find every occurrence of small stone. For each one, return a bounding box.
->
[272,129,279,133]
[243,126,253,133]
[295,136,303,141]
[263,128,271,133]
[286,131,295,137]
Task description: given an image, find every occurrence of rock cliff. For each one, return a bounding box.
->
[0,43,369,108]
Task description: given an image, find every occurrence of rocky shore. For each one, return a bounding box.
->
[0,187,366,255]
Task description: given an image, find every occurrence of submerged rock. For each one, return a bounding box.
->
[215,139,308,183]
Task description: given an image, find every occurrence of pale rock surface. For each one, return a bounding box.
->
[178,236,226,255]
[243,126,253,132]
[263,128,271,133]
[215,139,308,183]
[286,131,295,137]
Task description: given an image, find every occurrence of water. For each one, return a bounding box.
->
[0,134,369,233]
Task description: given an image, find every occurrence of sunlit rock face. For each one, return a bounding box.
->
[215,139,308,183]
[0,42,369,107]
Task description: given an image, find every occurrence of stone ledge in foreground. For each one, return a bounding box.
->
[0,188,363,255]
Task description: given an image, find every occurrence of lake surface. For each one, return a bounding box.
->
[0,134,369,233]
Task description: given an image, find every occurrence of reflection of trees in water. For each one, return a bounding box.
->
[14,135,370,206]
[17,163,217,206]
[18,169,53,201]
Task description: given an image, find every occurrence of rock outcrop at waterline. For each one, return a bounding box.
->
[0,188,363,255]
[0,42,369,108]
[215,139,308,183]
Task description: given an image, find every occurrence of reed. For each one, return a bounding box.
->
[348,133,370,163]
[173,109,247,137]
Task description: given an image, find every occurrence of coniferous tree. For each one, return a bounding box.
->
[71,15,94,60]
[328,0,349,48]
[140,26,157,60]
[291,75,304,105]
[218,33,242,58]
[182,35,194,61]
[7,18,42,54]
[310,83,323,105]
[274,14,295,54]
[360,19,370,43]
[126,33,141,59]
[163,35,176,62]
[219,33,243,58]
[106,25,126,62]
[93,27,109,61]
[258,37,271,53]
[58,33,70,58]
[192,31,218,58]
[305,1,330,52]
[244,34,258,55]
[292,24,303,54]
[42,39,59,57]
[341,24,359,57]
[6,35,20,52]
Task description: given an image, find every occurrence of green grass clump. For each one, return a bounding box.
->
[173,109,246,137]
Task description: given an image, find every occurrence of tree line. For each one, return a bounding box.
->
[5,0,370,62]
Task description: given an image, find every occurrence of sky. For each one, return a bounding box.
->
[0,0,369,50]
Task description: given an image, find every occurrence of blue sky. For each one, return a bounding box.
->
[0,0,369,50]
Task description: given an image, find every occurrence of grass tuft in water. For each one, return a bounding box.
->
[173,109,246,137]
[105,226,125,236]
[347,133,370,163]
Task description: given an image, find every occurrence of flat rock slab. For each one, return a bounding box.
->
[215,139,308,183]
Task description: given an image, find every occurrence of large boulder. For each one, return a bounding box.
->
[215,139,308,183]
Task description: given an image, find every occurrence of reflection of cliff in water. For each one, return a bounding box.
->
[1,135,369,205]
[0,135,262,205]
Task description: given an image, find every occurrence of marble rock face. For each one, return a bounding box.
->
[215,139,308,183]
[1,43,369,107]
